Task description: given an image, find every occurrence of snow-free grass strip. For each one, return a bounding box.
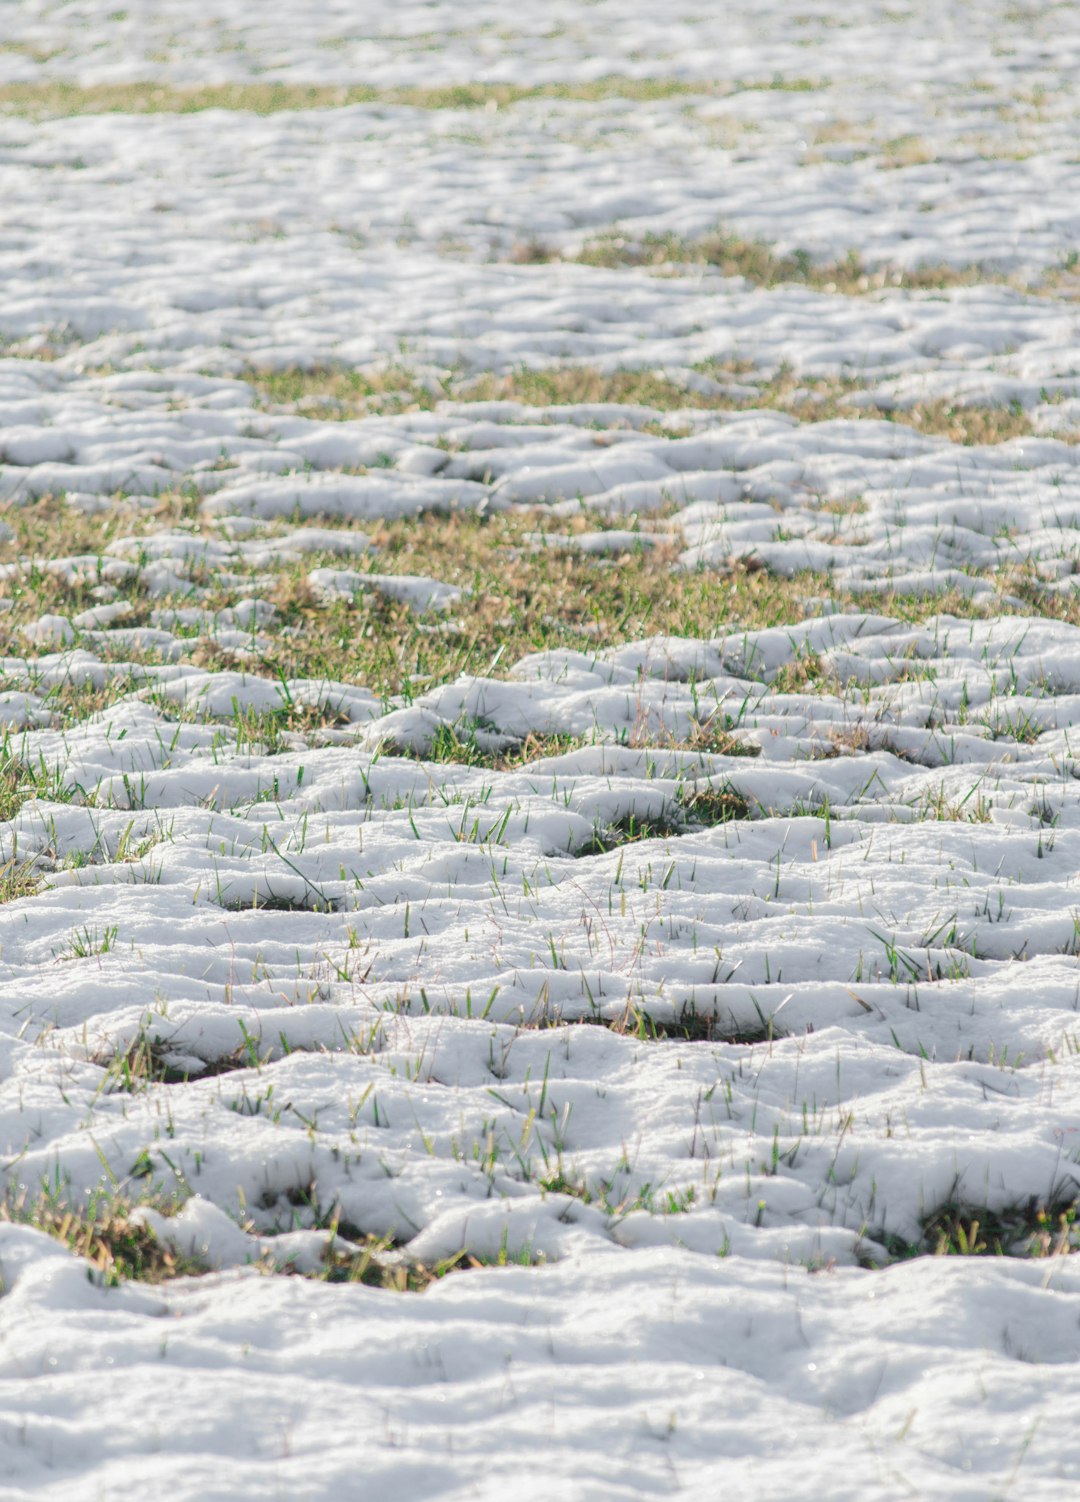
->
[246,360,1051,440]
[0,76,726,119]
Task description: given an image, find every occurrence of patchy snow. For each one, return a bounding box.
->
[0,3,1079,1499]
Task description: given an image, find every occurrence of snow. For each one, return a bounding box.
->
[0,2,1078,1498]
[2,1231,1078,1500]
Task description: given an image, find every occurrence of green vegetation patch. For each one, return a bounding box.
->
[246,359,1049,446]
[1,498,1071,744]
[0,1185,203,1285]
[0,1181,489,1289]
[513,229,1080,303]
[0,76,713,120]
[534,1000,785,1046]
[871,1196,1079,1264]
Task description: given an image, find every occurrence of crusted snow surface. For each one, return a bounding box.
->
[1,4,1080,1500]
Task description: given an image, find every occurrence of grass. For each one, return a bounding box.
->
[572,783,754,855]
[0,746,86,822]
[383,718,759,774]
[875,1195,1079,1263]
[244,359,1050,446]
[528,999,784,1045]
[0,1185,202,1285]
[0,1180,489,1290]
[237,511,967,701]
[576,811,688,856]
[630,1006,782,1045]
[288,1236,474,1289]
[2,57,1077,1361]
[0,505,816,703]
[58,923,119,961]
[0,76,725,120]
[1,498,1072,760]
[383,723,590,769]
[538,1165,698,1219]
[679,784,757,823]
[251,363,438,421]
[512,228,1080,303]
[93,1026,268,1090]
[217,887,340,913]
[926,1204,1066,1257]
[0,855,40,902]
[560,232,993,296]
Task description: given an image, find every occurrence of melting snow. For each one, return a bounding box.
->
[0,3,1078,1499]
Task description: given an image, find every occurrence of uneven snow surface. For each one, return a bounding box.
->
[1,4,1079,1499]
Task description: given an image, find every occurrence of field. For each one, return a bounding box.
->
[1,2,1079,1497]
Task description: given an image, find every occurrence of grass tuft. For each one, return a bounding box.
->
[0,1186,203,1285]
[869,1195,1079,1265]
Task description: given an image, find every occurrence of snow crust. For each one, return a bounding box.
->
[0,4,1079,1499]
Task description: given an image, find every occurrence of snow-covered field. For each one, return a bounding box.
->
[1,3,1079,1497]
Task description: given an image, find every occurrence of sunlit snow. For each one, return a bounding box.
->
[0,3,1079,1499]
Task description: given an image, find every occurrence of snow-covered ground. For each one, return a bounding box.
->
[1,3,1079,1498]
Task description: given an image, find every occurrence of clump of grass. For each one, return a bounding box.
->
[0,1186,203,1286]
[0,40,59,62]
[0,488,202,561]
[217,889,340,914]
[892,398,1033,445]
[0,855,40,903]
[97,1036,202,1090]
[383,722,590,769]
[748,372,1037,445]
[383,720,757,774]
[454,363,732,415]
[58,923,119,961]
[868,1195,1079,1266]
[0,749,91,820]
[549,1001,784,1045]
[813,725,872,760]
[924,1200,1078,1258]
[250,363,439,421]
[254,1182,532,1283]
[626,1005,781,1045]
[679,784,754,825]
[770,651,837,694]
[577,810,687,856]
[284,1233,465,1289]
[244,359,723,422]
[979,706,1045,744]
[516,231,1080,306]
[496,731,591,767]
[0,1179,485,1291]
[253,515,811,700]
[296,1228,529,1287]
[678,718,760,758]
[993,562,1080,627]
[912,784,994,823]
[92,1024,271,1091]
[538,1166,697,1218]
